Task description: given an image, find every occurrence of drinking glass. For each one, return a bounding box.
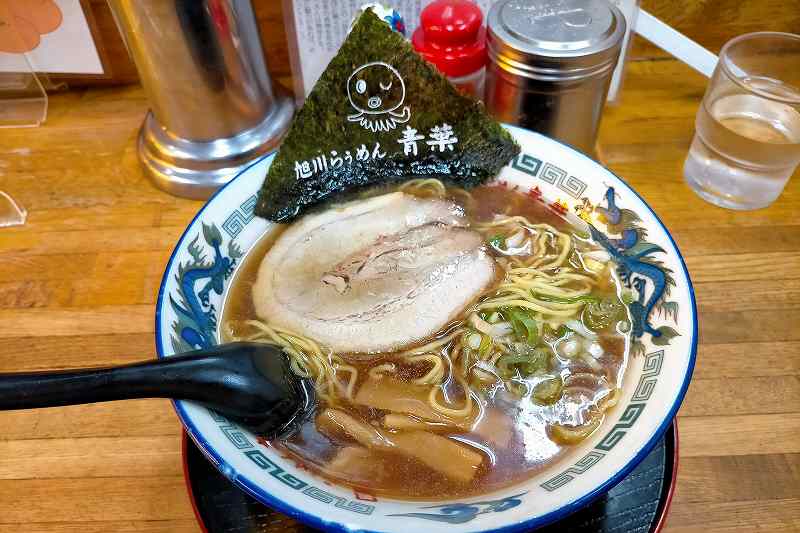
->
[683,32,800,210]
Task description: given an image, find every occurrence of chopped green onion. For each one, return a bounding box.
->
[558,338,581,358]
[543,324,569,342]
[505,380,528,398]
[532,376,564,405]
[478,333,493,357]
[497,345,549,377]
[467,332,482,350]
[506,307,539,345]
[583,298,625,330]
[497,353,534,372]
[621,290,635,305]
[488,234,506,248]
[550,417,602,444]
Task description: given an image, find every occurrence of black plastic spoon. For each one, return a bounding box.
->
[0,342,314,438]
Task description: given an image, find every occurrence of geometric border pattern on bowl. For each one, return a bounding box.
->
[155,125,697,533]
[165,151,677,521]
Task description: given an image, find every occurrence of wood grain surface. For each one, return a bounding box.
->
[0,61,799,532]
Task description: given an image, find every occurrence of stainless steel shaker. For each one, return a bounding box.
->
[485,0,625,156]
[109,0,294,199]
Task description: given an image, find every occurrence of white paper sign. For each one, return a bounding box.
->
[286,0,495,97]
[0,0,103,75]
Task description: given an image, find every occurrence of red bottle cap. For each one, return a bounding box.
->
[412,0,486,78]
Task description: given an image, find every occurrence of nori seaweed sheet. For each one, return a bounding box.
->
[255,9,520,222]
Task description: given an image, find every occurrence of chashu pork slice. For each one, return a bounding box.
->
[252,191,497,354]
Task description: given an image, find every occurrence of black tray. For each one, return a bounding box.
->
[183,422,678,533]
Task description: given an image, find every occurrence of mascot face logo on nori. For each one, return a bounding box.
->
[348,62,404,114]
[346,61,412,133]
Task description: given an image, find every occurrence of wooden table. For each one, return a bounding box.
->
[0,59,797,533]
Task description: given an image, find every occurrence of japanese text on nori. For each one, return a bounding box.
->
[255,9,519,222]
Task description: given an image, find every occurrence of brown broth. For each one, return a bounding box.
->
[221,225,286,332]
[222,184,630,500]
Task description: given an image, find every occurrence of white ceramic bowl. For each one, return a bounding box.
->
[156,126,696,532]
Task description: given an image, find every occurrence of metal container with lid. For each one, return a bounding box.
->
[485,0,626,155]
[108,0,294,199]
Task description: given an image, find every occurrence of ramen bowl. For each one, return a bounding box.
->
[155,126,696,532]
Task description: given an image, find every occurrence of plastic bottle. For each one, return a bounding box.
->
[411,0,487,100]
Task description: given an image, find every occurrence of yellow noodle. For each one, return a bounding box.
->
[398,178,447,198]
[223,178,616,425]
[477,299,580,317]
[537,233,572,271]
[406,353,445,385]
[229,319,339,403]
[399,328,466,356]
[492,284,587,309]
[369,363,397,378]
[449,187,475,207]
[428,374,475,418]
[334,361,359,401]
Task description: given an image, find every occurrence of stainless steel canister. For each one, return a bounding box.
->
[109,0,294,199]
[485,0,626,155]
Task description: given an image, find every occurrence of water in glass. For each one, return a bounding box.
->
[684,77,800,210]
